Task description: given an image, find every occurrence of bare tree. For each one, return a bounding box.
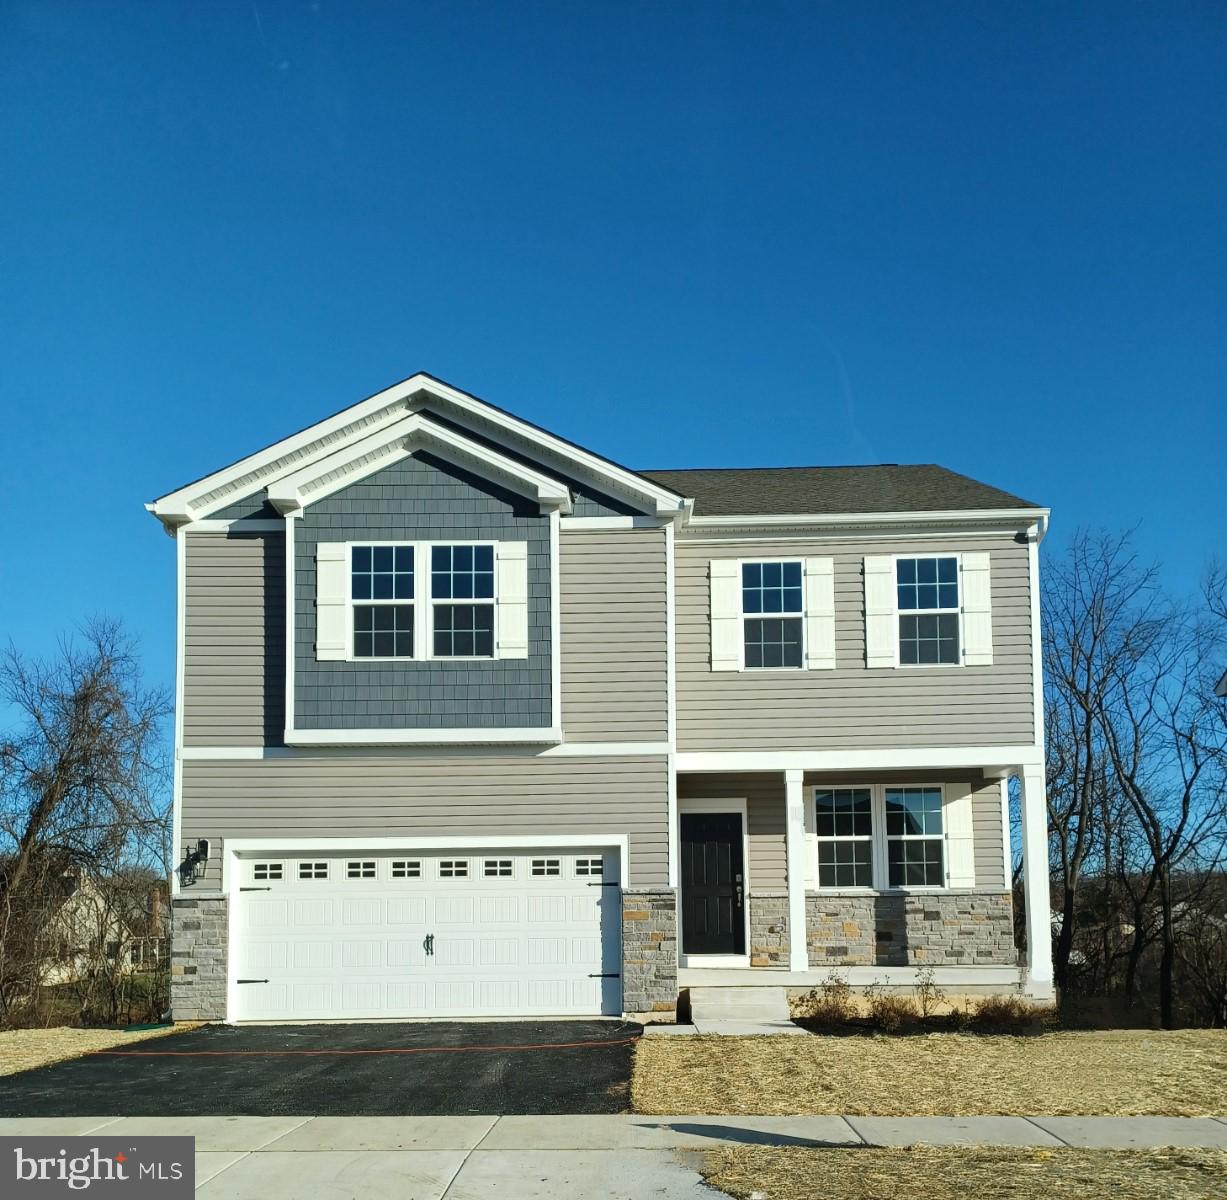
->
[1042,529,1159,990]
[0,620,170,1023]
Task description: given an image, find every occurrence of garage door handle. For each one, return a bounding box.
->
[423,933,434,957]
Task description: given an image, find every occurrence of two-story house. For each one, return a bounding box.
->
[148,373,1053,1023]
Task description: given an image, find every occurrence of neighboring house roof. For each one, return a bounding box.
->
[639,465,1039,518]
[1216,669,1227,699]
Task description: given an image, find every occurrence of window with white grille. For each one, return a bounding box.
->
[574,857,603,877]
[253,862,282,881]
[531,858,561,877]
[346,860,376,879]
[439,859,469,878]
[391,860,421,878]
[484,859,513,878]
[298,862,328,880]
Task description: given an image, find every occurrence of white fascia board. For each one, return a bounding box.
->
[407,376,688,517]
[267,412,572,516]
[149,372,685,526]
[675,746,1045,773]
[682,507,1050,532]
[283,726,564,747]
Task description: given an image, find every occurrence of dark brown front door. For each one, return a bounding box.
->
[680,812,745,956]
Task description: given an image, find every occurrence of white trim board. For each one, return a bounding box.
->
[676,746,1044,773]
[179,741,671,761]
[684,508,1049,530]
[283,726,564,747]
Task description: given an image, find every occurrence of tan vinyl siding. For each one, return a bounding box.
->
[183,532,285,747]
[678,770,1007,893]
[181,753,669,888]
[675,532,1034,751]
[560,527,668,741]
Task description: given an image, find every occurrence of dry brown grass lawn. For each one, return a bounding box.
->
[0,1025,197,1077]
[703,1146,1227,1200]
[633,1030,1227,1116]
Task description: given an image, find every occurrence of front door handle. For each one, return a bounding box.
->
[735,884,744,907]
[423,933,434,957]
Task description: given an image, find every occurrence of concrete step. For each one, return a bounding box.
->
[687,985,791,1024]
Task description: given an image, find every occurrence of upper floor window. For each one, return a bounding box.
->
[346,543,498,660]
[742,561,803,669]
[431,545,495,658]
[352,546,414,659]
[897,557,959,665]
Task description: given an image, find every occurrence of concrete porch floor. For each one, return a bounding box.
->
[678,965,1025,989]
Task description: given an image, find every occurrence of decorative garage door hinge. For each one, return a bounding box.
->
[239,886,273,892]
[236,979,269,984]
[587,881,619,887]
[588,972,620,979]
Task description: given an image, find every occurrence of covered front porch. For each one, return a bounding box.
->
[673,748,1052,999]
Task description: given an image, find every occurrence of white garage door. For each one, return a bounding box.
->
[231,848,621,1021]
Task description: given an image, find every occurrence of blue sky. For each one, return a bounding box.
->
[1,2,1224,701]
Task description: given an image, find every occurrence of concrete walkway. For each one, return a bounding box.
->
[2,1114,1225,1198]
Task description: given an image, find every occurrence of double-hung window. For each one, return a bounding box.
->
[352,546,414,659]
[347,542,498,660]
[885,786,945,886]
[814,788,874,887]
[897,556,959,665]
[811,783,952,890]
[431,545,495,658]
[742,561,803,669]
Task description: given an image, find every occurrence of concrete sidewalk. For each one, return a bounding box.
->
[2,1114,1225,1198]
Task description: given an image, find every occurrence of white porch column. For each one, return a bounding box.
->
[1018,764,1054,999]
[784,768,809,971]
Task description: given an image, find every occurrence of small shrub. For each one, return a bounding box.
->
[863,982,918,1032]
[971,994,1054,1031]
[913,966,946,1018]
[793,970,855,1024]
[945,1001,971,1031]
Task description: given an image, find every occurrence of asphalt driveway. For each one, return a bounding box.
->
[0,1020,642,1117]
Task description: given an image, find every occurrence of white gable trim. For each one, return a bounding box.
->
[148,372,686,527]
[265,412,572,516]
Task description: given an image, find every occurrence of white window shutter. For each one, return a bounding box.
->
[944,781,976,888]
[863,555,897,668]
[804,557,836,670]
[709,559,741,671]
[315,543,348,661]
[496,541,529,659]
[960,551,993,666]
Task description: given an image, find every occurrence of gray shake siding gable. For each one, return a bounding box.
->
[294,451,552,730]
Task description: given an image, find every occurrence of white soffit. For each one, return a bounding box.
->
[266,413,573,516]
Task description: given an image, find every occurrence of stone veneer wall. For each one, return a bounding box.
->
[749,893,789,966]
[170,895,228,1021]
[806,892,1017,967]
[621,888,678,1014]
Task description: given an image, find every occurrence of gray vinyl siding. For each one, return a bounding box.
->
[180,753,669,888]
[560,528,668,742]
[294,451,552,730]
[201,492,280,521]
[183,531,285,747]
[675,532,1034,751]
[679,770,1007,892]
